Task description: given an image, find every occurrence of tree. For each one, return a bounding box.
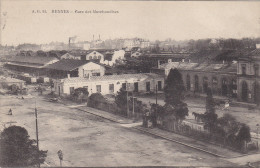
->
[0,126,47,167]
[236,124,251,149]
[163,69,188,128]
[164,68,185,106]
[204,88,218,132]
[115,88,128,115]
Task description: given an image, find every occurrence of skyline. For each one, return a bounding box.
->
[1,1,260,46]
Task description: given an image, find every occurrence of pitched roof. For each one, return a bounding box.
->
[61,73,163,84]
[45,59,91,71]
[159,62,237,74]
[6,56,58,65]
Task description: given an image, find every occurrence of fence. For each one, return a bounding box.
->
[156,117,258,153]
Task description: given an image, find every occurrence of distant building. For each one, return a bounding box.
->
[45,59,105,79]
[84,51,104,62]
[60,53,81,60]
[5,56,59,75]
[54,73,164,96]
[152,61,238,98]
[237,48,260,103]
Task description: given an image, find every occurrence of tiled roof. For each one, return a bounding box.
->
[61,73,163,84]
[159,62,237,74]
[45,59,91,71]
[6,56,58,65]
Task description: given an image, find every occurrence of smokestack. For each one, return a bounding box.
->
[99,34,100,40]
[93,35,94,41]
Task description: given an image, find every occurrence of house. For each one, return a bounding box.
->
[54,73,164,96]
[45,59,105,79]
[60,53,81,60]
[84,51,104,62]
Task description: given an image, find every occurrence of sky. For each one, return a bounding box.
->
[0,0,260,46]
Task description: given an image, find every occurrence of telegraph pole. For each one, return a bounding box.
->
[35,100,40,168]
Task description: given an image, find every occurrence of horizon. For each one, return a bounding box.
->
[1,1,260,46]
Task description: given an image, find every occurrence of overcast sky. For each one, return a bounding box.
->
[1,1,260,46]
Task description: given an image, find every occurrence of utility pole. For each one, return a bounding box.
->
[35,100,40,168]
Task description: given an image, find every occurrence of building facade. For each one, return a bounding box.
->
[237,49,260,103]
[85,51,104,62]
[54,73,164,96]
[152,61,238,98]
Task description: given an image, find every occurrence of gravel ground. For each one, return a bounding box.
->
[0,89,237,167]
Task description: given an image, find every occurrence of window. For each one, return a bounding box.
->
[158,81,162,91]
[146,82,150,92]
[122,83,126,90]
[92,73,100,76]
[195,75,199,91]
[96,85,101,93]
[69,87,74,95]
[134,82,138,92]
[254,64,259,76]
[241,64,246,75]
[98,56,101,59]
[89,56,92,60]
[186,75,190,91]
[109,84,114,93]
[212,77,218,84]
[94,56,97,59]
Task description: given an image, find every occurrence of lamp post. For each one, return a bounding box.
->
[35,100,40,168]
[257,124,259,139]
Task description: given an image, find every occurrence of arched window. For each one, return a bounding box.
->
[194,75,199,92]
[94,56,97,59]
[222,78,228,96]
[186,74,190,91]
[231,79,237,98]
[98,56,101,60]
[241,81,248,102]
[203,77,208,93]
[89,56,92,60]
[253,82,260,104]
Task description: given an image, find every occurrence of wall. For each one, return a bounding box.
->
[78,62,105,77]
[86,51,104,62]
[55,76,164,96]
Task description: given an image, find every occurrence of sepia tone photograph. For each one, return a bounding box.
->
[0,0,260,167]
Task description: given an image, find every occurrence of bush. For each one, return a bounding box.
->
[87,93,107,108]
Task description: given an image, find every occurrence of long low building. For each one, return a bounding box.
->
[54,73,164,96]
[152,60,237,98]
